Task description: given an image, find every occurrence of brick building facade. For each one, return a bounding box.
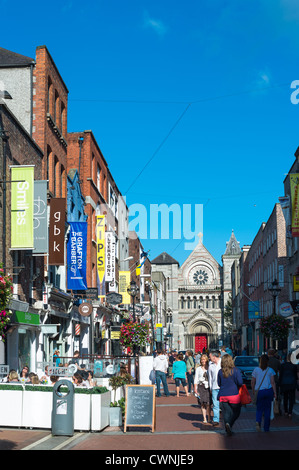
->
[232,204,288,354]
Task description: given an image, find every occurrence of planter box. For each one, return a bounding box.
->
[0,387,23,427]
[109,406,122,427]
[74,393,91,431]
[0,385,110,431]
[91,390,111,431]
[22,388,52,429]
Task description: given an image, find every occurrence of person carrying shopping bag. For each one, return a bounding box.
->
[251,354,277,432]
[217,354,243,436]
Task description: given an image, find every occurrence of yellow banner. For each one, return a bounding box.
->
[96,215,105,298]
[293,276,299,292]
[11,166,34,249]
[119,271,131,304]
[290,174,299,237]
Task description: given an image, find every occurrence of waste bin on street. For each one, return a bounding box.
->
[51,379,75,436]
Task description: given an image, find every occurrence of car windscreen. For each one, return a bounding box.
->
[234,357,259,367]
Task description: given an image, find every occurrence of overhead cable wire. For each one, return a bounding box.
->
[125,102,192,194]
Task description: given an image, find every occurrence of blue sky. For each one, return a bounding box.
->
[2,0,299,265]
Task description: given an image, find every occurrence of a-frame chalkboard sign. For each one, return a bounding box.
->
[124,384,156,432]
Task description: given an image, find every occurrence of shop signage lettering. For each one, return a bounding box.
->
[10,166,34,249]
[49,198,66,265]
[96,215,106,298]
[33,180,48,254]
[67,221,87,290]
[14,310,40,325]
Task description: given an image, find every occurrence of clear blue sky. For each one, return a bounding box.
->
[2,0,299,266]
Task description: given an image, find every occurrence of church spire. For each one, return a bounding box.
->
[224,230,241,256]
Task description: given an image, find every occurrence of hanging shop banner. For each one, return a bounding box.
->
[33,180,48,254]
[49,198,66,265]
[293,275,299,292]
[10,166,34,249]
[119,271,131,304]
[67,221,87,290]
[278,195,292,238]
[106,231,116,291]
[290,174,299,237]
[96,215,106,298]
[248,300,260,320]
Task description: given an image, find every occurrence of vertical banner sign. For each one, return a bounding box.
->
[278,196,292,238]
[33,180,48,254]
[11,166,34,249]
[96,215,106,298]
[49,198,66,265]
[106,231,116,291]
[248,301,260,320]
[119,271,131,304]
[67,222,87,290]
[290,174,299,237]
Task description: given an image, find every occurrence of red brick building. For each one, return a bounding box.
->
[234,203,288,354]
[33,46,68,198]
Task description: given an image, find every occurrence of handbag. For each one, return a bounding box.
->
[239,384,252,405]
[252,368,268,405]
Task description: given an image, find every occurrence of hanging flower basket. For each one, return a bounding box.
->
[0,266,13,342]
[120,322,150,349]
[259,314,291,341]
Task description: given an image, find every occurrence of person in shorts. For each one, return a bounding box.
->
[172,352,190,397]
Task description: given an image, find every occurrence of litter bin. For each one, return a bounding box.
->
[51,379,75,436]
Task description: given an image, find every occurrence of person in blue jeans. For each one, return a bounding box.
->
[251,354,277,432]
[153,350,170,397]
[208,350,222,426]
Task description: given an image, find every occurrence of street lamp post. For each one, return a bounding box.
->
[127,280,139,357]
[268,279,281,316]
[127,280,139,323]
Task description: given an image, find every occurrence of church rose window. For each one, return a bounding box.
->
[193,269,208,285]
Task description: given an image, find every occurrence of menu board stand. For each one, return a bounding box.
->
[124,385,156,433]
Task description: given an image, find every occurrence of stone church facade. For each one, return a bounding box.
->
[151,231,241,352]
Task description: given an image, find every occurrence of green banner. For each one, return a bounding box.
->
[14,310,40,325]
[11,166,34,249]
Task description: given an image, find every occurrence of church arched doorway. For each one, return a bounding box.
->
[195,334,207,353]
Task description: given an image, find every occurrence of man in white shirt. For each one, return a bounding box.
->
[208,350,222,426]
[153,350,170,397]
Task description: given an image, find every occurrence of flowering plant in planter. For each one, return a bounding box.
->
[120,322,150,349]
[260,314,291,341]
[0,265,13,342]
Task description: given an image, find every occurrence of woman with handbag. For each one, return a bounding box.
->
[194,354,211,424]
[217,354,243,436]
[251,354,277,432]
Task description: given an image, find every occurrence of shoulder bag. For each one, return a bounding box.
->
[252,368,268,405]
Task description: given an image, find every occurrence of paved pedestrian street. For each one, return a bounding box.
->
[0,379,299,452]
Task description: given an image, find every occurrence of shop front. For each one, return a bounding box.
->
[6,310,40,373]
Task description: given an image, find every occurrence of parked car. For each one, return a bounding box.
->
[234,356,259,387]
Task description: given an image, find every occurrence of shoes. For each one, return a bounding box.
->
[256,422,261,432]
[225,423,233,436]
[212,421,219,427]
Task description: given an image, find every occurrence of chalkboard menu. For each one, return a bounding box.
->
[124,385,156,432]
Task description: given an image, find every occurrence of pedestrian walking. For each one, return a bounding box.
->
[278,353,299,417]
[217,354,243,436]
[251,354,277,432]
[208,350,221,426]
[194,353,211,424]
[172,352,190,397]
[185,350,195,394]
[153,350,170,397]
